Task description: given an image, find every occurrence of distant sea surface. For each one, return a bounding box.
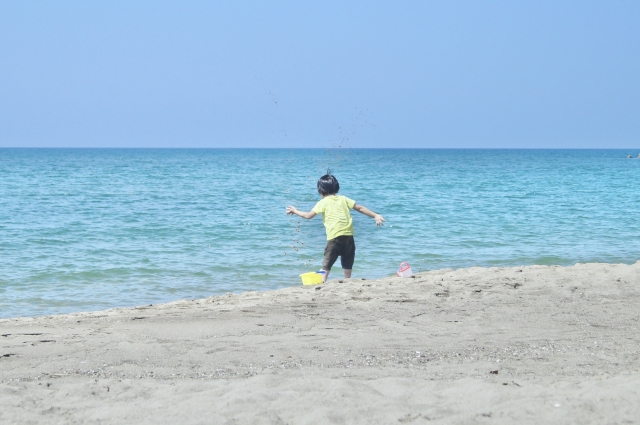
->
[2,149,640,318]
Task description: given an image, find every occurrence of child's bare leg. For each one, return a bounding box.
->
[343,269,352,278]
[322,269,330,282]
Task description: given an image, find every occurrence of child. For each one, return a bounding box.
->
[286,173,384,282]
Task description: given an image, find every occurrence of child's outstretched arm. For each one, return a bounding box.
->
[286,206,317,220]
[353,204,385,226]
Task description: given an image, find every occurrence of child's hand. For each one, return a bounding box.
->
[374,214,385,226]
[286,206,316,220]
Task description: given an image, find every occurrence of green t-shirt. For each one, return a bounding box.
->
[312,195,356,240]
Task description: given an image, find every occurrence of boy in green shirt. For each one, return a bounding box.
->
[286,173,385,282]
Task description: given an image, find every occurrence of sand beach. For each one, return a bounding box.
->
[1,262,640,424]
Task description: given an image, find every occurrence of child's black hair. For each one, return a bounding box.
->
[317,171,340,196]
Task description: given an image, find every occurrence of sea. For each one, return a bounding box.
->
[1,148,639,319]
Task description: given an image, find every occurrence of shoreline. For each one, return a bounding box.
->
[2,261,640,423]
[5,258,640,322]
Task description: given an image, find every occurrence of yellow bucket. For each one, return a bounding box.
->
[300,271,324,285]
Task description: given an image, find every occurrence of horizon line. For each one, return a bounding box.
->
[1,147,639,150]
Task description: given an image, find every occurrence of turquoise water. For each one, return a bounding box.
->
[1,149,640,318]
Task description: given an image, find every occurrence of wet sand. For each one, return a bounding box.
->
[1,262,640,424]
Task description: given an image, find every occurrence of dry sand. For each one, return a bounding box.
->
[1,262,640,424]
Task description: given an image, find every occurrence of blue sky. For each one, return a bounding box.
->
[1,1,638,148]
